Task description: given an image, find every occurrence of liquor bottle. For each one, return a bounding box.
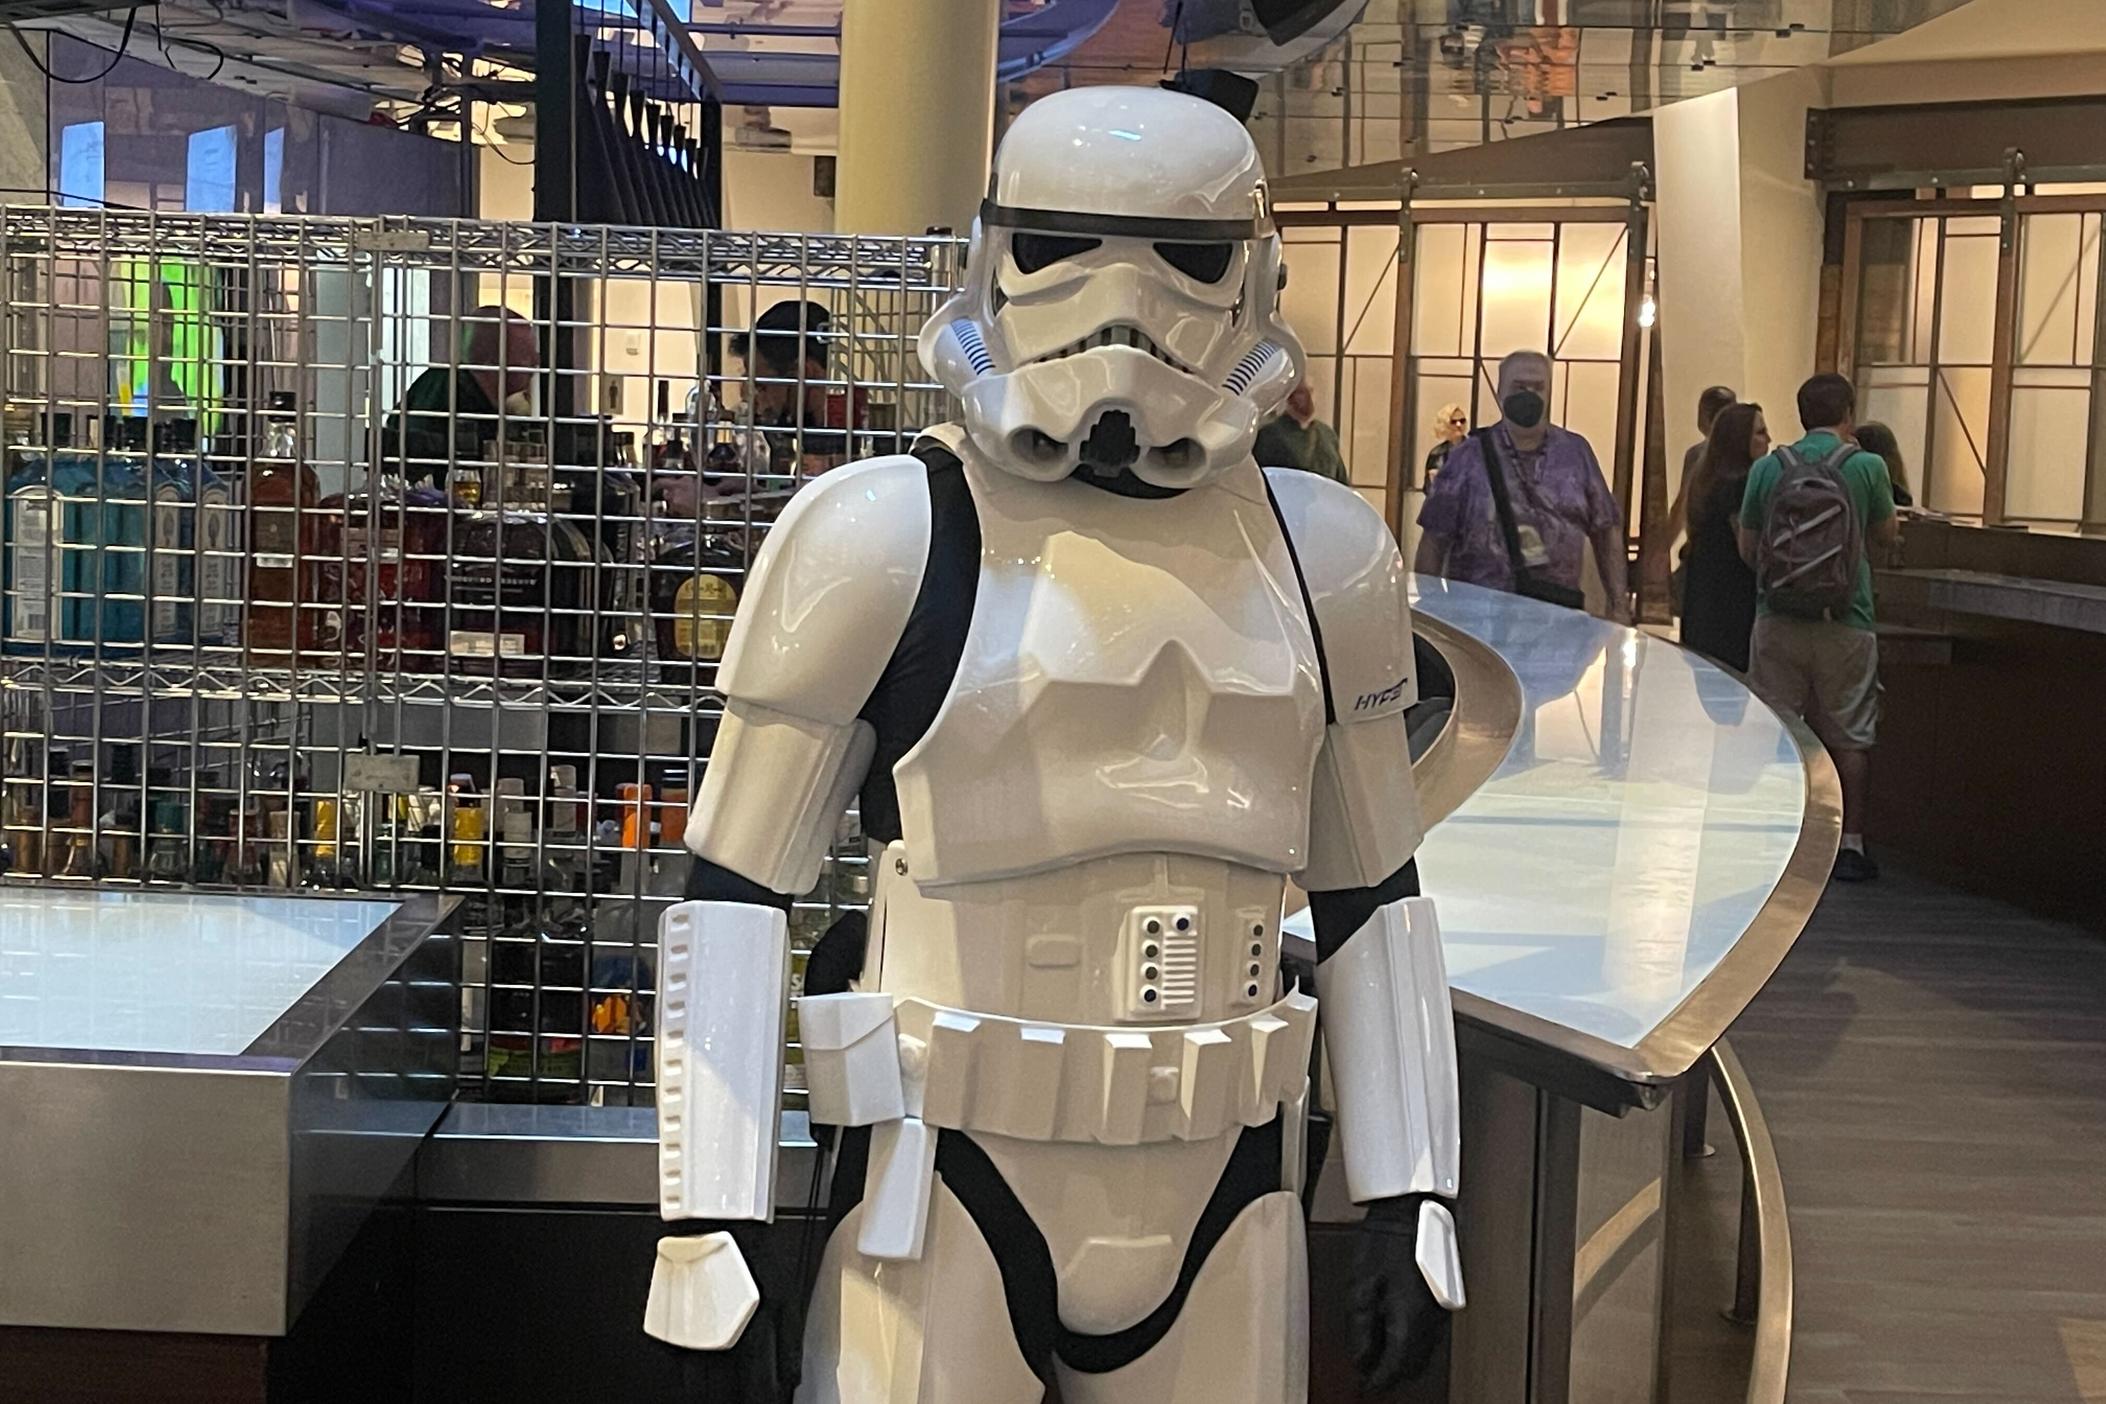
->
[143,419,202,647]
[2,413,69,654]
[246,393,329,662]
[3,413,109,654]
[3,735,44,877]
[649,521,742,689]
[367,794,414,888]
[305,797,349,889]
[145,797,189,884]
[586,783,651,1076]
[100,744,143,881]
[446,775,487,888]
[191,770,231,885]
[53,760,96,880]
[323,463,450,672]
[89,416,195,651]
[448,446,597,679]
[265,809,298,889]
[194,450,242,649]
[485,812,539,1090]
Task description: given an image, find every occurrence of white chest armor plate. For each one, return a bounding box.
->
[892,453,1326,888]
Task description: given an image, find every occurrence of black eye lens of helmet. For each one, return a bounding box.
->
[1154,241,1236,283]
[1011,233,1101,274]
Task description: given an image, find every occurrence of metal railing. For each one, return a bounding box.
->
[1707,1037,1793,1404]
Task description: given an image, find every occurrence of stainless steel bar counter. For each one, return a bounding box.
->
[1288,578,1835,1404]
[0,889,456,1395]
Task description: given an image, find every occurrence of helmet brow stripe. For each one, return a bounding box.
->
[982,200,1272,242]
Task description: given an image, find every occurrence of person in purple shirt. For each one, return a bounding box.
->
[1413,349,1631,624]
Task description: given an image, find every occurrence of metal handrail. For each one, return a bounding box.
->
[1707,1038,1793,1404]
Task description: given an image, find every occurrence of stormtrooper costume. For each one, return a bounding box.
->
[644,85,1464,1403]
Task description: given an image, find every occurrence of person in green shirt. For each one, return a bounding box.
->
[1737,373,1899,883]
[1252,382,1348,484]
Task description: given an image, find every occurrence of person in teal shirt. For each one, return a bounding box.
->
[1736,373,1898,883]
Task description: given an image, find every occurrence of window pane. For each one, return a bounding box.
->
[1936,230,2000,366]
[1854,217,1925,367]
[1412,222,1471,360]
[1552,223,1628,364]
[1928,366,1990,516]
[185,125,238,214]
[1282,234,1341,356]
[57,121,105,209]
[2016,213,2095,368]
[1342,226,1399,357]
[1477,232,1554,362]
[2006,382,2090,521]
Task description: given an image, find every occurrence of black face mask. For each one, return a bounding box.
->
[1502,390,1546,429]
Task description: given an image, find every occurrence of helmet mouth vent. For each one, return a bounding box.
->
[1032,325,1192,375]
[1148,438,1204,474]
[1010,427,1069,470]
[1078,410,1139,473]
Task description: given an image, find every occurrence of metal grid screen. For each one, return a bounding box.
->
[0,207,965,1106]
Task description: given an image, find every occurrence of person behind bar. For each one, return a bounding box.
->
[381,308,540,486]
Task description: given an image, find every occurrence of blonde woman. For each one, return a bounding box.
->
[1422,402,1468,487]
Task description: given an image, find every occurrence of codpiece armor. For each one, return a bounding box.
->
[644,84,1464,1403]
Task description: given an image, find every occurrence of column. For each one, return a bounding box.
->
[834,0,1002,235]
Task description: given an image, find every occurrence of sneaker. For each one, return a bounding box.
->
[1832,848,1880,883]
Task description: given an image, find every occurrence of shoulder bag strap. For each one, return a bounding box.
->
[1476,428,1533,585]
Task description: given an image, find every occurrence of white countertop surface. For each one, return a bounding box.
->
[1291,577,1808,1053]
[0,890,404,1056]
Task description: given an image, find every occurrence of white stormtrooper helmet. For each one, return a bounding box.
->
[919,84,1305,491]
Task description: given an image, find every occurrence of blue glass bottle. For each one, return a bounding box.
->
[3,413,97,656]
[192,452,242,649]
[91,417,202,650]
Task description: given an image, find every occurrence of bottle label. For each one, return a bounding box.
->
[151,488,186,641]
[6,488,56,644]
[450,629,526,658]
[343,526,404,563]
[199,489,238,642]
[672,572,738,661]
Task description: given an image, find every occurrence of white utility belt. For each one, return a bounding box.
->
[797,989,1320,1262]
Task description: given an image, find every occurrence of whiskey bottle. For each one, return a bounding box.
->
[448,451,597,679]
[649,523,742,690]
[246,393,331,662]
[53,760,96,880]
[323,465,450,672]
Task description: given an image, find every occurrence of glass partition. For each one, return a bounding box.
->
[1848,194,2106,531]
[1406,212,1637,527]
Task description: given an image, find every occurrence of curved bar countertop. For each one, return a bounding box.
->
[1293,577,1840,1110]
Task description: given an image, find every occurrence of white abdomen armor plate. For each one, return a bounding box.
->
[892,453,1325,888]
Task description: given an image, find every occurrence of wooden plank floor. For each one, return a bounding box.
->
[1713,867,2106,1403]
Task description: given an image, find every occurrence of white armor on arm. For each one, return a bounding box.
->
[645,456,932,1350]
[1268,468,1465,1311]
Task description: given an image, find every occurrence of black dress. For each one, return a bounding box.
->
[1680,473,1757,673]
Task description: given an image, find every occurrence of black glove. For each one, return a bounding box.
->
[1351,1194,1452,1393]
[649,1219,805,1403]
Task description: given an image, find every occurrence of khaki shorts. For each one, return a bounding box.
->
[1749,614,1880,751]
